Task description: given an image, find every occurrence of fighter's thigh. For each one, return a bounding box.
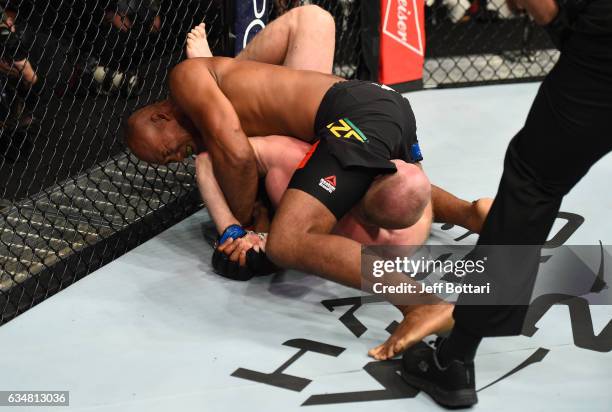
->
[283,5,335,73]
[269,137,376,255]
[287,139,377,220]
[235,6,334,74]
[272,188,337,235]
[267,188,337,265]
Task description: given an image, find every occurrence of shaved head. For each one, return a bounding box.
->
[361,161,431,230]
[125,103,165,163]
[124,100,198,164]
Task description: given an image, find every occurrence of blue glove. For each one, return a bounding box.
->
[217,224,247,246]
[213,224,249,280]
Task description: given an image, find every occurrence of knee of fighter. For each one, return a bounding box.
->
[293,5,334,32]
[266,230,292,268]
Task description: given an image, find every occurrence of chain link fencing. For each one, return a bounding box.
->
[0,0,557,325]
[424,0,558,87]
[280,0,558,87]
[0,0,229,324]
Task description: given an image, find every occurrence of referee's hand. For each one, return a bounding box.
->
[506,0,560,25]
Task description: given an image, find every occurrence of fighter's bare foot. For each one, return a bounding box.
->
[186,23,213,59]
[368,303,454,360]
[466,197,493,234]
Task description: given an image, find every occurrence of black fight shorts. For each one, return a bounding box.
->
[288,80,423,219]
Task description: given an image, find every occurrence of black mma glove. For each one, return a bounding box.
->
[212,225,279,281]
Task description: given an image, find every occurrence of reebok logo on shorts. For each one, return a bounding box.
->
[326,118,369,143]
[319,175,337,193]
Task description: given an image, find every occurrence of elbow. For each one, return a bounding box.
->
[205,133,255,172]
[210,127,255,169]
[226,144,256,171]
[170,59,197,80]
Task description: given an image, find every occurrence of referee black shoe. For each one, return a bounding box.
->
[400,339,477,408]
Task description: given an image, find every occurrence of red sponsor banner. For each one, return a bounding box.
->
[379,0,425,86]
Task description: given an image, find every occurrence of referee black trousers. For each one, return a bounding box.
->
[453,30,612,337]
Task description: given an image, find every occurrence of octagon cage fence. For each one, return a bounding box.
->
[0,0,557,324]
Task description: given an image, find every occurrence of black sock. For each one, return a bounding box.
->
[437,326,482,366]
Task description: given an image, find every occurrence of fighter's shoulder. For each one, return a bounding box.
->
[170,57,215,77]
[170,57,232,83]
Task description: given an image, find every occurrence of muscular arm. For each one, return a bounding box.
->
[170,58,257,224]
[196,152,240,234]
[197,136,309,234]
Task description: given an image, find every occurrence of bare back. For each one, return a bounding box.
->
[208,57,342,141]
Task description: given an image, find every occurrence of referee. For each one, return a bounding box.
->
[400,0,612,408]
